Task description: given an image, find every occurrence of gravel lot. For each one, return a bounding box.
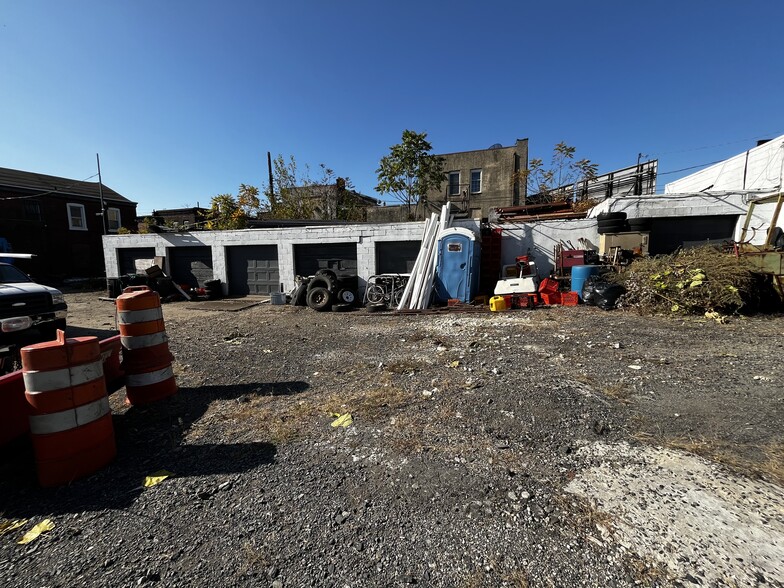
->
[1,291,783,587]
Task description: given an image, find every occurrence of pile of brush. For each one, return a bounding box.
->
[618,246,779,315]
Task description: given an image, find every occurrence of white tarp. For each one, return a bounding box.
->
[664,135,784,194]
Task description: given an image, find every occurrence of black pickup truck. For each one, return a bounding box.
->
[0,262,67,373]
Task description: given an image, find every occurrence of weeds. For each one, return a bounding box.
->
[618,246,777,315]
[502,569,530,588]
[632,432,784,486]
[626,555,672,587]
[188,378,419,445]
[238,541,270,576]
[602,382,632,403]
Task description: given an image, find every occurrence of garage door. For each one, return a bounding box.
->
[649,215,738,255]
[169,247,213,288]
[118,247,156,275]
[227,245,279,295]
[294,243,357,277]
[376,241,420,274]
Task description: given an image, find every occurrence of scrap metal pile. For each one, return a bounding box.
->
[488,200,589,223]
[289,270,359,312]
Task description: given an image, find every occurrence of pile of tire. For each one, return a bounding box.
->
[204,279,222,300]
[597,212,628,234]
[627,217,652,232]
[290,270,358,312]
[597,212,652,234]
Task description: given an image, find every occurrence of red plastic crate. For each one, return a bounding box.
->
[538,277,559,294]
[562,292,580,306]
[541,292,561,305]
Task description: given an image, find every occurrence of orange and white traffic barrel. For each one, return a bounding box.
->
[21,331,116,487]
[116,286,177,405]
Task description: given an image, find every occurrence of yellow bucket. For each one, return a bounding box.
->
[489,295,507,312]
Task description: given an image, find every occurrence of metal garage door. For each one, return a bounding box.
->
[649,215,739,255]
[227,245,280,295]
[294,243,357,277]
[376,241,420,274]
[169,247,213,288]
[118,247,156,275]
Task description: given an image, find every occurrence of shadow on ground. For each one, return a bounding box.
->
[65,325,119,340]
[0,380,309,517]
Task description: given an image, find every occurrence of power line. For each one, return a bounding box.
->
[657,160,725,176]
[0,173,100,201]
[651,129,784,157]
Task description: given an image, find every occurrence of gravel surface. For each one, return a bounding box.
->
[1,291,783,587]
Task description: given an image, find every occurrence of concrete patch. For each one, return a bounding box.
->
[184,299,263,312]
[566,441,784,587]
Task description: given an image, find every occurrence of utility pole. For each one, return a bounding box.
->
[635,152,646,196]
[96,153,110,295]
[96,153,107,235]
[267,151,274,200]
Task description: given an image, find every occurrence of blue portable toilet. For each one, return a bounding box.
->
[434,227,481,303]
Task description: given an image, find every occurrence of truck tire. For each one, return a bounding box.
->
[597,211,627,222]
[628,217,652,231]
[315,269,338,282]
[336,289,356,304]
[291,283,308,306]
[306,286,333,311]
[308,274,335,293]
[597,220,629,234]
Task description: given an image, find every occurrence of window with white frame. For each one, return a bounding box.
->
[470,169,482,194]
[448,171,460,197]
[107,208,121,232]
[67,203,87,230]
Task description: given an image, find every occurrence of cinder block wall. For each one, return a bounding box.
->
[103,221,479,294]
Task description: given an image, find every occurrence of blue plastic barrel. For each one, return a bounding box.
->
[570,265,600,300]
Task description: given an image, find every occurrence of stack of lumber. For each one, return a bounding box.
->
[489,201,587,223]
[395,203,453,310]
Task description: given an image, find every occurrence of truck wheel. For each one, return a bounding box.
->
[306,286,333,311]
[336,289,355,304]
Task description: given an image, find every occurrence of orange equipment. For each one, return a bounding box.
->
[21,331,116,487]
[116,286,177,405]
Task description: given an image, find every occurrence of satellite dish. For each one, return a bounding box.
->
[489,143,503,149]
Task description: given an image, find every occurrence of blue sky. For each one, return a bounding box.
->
[1,1,782,214]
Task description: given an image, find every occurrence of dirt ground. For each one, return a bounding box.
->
[1,290,782,587]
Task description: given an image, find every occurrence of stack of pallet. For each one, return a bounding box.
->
[395,203,453,310]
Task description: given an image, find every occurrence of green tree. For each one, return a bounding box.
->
[266,155,365,221]
[525,142,599,202]
[375,130,445,219]
[265,155,318,220]
[205,184,261,229]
